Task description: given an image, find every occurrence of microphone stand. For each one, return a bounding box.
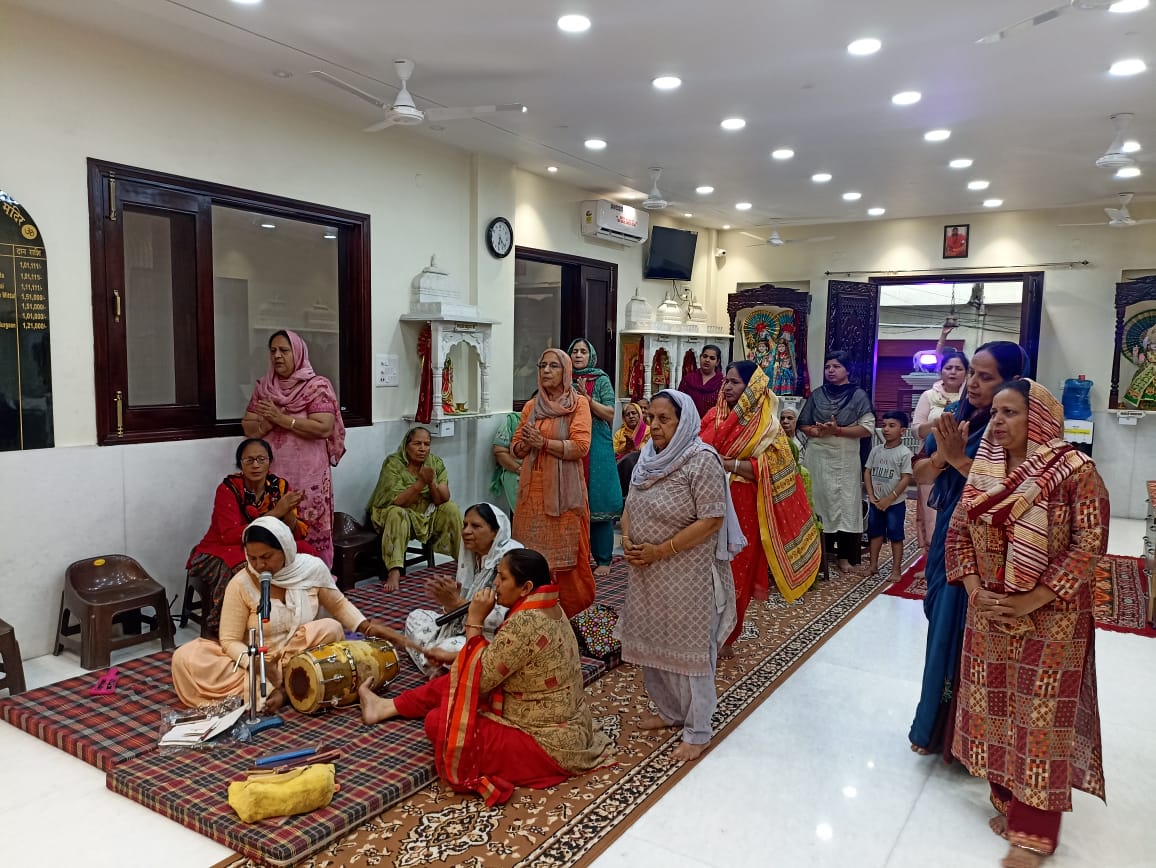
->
[244,589,284,735]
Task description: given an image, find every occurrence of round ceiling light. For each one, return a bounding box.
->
[695,185,714,194]
[771,148,795,160]
[721,117,747,131]
[891,91,921,106]
[1110,1,1149,13]
[842,191,862,201]
[652,75,681,90]
[546,165,558,173]
[1109,58,1147,76]
[683,212,693,218]
[948,158,973,169]
[924,129,951,142]
[557,14,591,33]
[1116,166,1142,178]
[847,38,882,56]
[735,202,753,210]
[867,207,886,216]
[584,138,607,150]
[967,179,990,190]
[1122,140,1142,153]
[983,199,1003,208]
[811,172,832,183]
[722,224,731,229]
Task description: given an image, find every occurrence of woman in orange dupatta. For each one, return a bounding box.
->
[510,348,595,616]
[357,549,613,806]
[701,361,821,657]
[947,379,1106,868]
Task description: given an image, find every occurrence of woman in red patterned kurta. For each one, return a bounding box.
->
[946,379,1106,868]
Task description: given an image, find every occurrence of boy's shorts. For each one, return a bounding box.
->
[867,501,906,542]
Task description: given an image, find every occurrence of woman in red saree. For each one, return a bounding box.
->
[701,361,822,657]
[358,549,613,805]
[947,379,1106,868]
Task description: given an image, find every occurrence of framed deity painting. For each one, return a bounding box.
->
[734,304,803,396]
[1111,275,1156,409]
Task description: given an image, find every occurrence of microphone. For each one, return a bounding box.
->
[433,602,470,627]
[259,571,272,622]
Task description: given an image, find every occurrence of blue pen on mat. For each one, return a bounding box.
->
[254,746,319,767]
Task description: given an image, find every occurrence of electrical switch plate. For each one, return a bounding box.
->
[375,354,400,387]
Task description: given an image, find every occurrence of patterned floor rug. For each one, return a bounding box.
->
[214,567,893,868]
[885,553,1154,637]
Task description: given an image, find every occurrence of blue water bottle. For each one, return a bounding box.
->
[1061,375,1093,421]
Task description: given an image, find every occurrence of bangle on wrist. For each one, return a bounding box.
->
[290,417,296,429]
[668,538,679,556]
[465,622,484,630]
[968,586,981,607]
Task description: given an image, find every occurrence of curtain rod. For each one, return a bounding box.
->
[824,260,1090,277]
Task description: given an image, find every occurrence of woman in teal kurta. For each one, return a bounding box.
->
[368,426,462,590]
[568,338,624,576]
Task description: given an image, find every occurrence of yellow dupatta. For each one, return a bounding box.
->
[709,367,821,601]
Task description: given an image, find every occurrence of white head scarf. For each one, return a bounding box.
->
[456,503,523,598]
[243,516,338,628]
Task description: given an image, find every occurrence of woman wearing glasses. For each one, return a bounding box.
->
[510,348,596,616]
[183,438,315,637]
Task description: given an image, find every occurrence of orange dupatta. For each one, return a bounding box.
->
[437,585,562,805]
[704,366,820,602]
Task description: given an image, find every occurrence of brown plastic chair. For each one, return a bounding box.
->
[332,512,436,590]
[54,555,176,670]
[0,617,26,695]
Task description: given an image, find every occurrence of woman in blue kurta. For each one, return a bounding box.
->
[908,341,1028,755]
[568,338,624,576]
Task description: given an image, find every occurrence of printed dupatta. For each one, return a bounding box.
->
[223,473,307,540]
[706,366,821,601]
[437,585,561,805]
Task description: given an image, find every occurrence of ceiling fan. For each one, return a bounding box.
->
[641,167,670,211]
[977,1,1146,45]
[310,59,526,132]
[1059,192,1156,227]
[1095,113,1139,170]
[741,228,836,247]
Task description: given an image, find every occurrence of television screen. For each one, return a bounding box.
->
[643,226,698,281]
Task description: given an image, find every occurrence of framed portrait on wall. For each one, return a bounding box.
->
[943,224,969,259]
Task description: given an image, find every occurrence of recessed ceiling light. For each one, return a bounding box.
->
[557,14,591,33]
[967,179,990,190]
[721,117,747,131]
[847,37,882,56]
[811,172,832,183]
[683,212,693,218]
[735,202,753,211]
[949,158,973,169]
[323,231,337,239]
[231,0,262,5]
[1116,166,1142,178]
[1122,140,1142,153]
[272,69,292,78]
[652,75,681,90]
[1109,58,1147,76]
[584,138,607,150]
[891,91,921,106]
[546,165,558,173]
[867,207,886,216]
[722,224,731,229]
[771,148,795,160]
[842,191,862,201]
[1110,0,1149,14]
[695,185,714,194]
[983,199,1003,208]
[260,222,276,229]
[924,129,951,142]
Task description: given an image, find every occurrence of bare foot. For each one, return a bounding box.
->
[383,569,401,592]
[989,814,1009,840]
[357,674,398,725]
[1000,845,1044,868]
[910,742,932,756]
[638,713,677,730]
[670,741,708,762]
[593,564,612,577]
[718,644,736,660]
[262,688,285,714]
[839,562,871,577]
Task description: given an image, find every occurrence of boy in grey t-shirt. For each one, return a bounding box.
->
[863,411,914,579]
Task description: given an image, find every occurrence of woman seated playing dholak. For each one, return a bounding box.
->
[172,516,406,710]
[368,426,463,591]
[404,502,523,677]
[358,548,615,806]
[186,438,315,637]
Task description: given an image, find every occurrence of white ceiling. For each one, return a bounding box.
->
[13,0,1156,229]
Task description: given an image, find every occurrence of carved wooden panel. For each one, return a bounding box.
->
[825,279,879,401]
[1110,274,1156,408]
[727,284,811,395]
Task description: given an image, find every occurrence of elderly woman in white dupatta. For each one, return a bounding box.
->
[617,389,744,762]
[172,516,407,710]
[403,502,523,677]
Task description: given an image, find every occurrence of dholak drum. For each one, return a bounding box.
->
[284,639,400,714]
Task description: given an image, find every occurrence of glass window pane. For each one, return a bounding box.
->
[513,259,562,402]
[211,207,340,420]
[124,209,198,407]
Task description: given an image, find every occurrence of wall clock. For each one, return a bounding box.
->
[485,216,513,258]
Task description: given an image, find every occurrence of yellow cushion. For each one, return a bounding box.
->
[227,763,335,823]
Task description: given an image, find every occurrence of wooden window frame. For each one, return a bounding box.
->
[87,159,371,445]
